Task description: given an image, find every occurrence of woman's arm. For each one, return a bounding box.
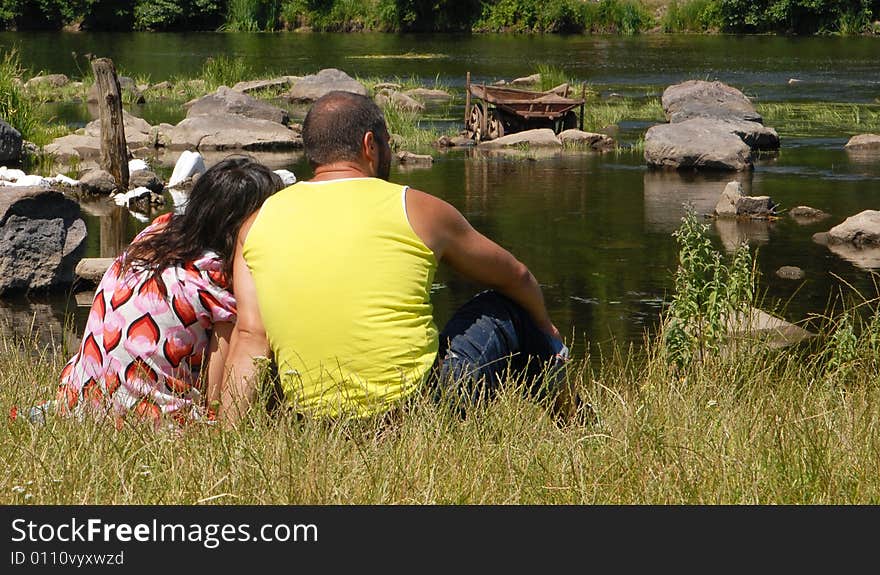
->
[204,321,234,418]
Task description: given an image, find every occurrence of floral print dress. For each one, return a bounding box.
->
[58,214,236,425]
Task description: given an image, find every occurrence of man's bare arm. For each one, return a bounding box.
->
[219,212,271,427]
[406,188,560,339]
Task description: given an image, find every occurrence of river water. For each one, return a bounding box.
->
[1,32,879,362]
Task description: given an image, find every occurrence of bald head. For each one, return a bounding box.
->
[302,91,389,168]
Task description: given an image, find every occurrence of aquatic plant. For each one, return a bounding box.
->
[662,208,756,371]
[201,55,255,91]
[757,102,880,138]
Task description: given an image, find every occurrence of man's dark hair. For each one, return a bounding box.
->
[123,155,283,281]
[302,91,388,167]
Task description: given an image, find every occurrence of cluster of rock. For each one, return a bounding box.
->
[713,181,777,219]
[47,87,302,164]
[645,80,780,171]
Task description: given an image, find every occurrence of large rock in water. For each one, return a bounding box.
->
[0,120,23,164]
[286,69,368,102]
[0,187,87,295]
[166,115,303,151]
[812,210,880,270]
[186,86,290,126]
[644,118,753,171]
[816,210,880,247]
[844,134,880,151]
[662,80,764,124]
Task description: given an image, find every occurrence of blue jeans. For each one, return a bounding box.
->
[431,290,569,408]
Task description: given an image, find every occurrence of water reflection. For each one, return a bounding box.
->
[642,169,753,233]
[0,296,80,355]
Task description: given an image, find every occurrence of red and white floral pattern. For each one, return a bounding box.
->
[58,214,236,425]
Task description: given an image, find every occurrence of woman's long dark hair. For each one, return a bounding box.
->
[123,156,283,281]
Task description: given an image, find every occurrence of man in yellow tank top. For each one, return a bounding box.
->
[220,91,574,423]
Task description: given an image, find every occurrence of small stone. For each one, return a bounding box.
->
[789,205,830,221]
[79,169,117,195]
[776,266,805,280]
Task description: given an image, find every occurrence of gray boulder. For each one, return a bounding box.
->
[286,69,368,103]
[815,210,880,247]
[87,75,144,105]
[129,169,164,193]
[24,73,70,89]
[558,129,616,151]
[186,86,290,126]
[75,257,114,285]
[166,115,303,151]
[0,187,87,295]
[478,128,562,149]
[46,111,154,162]
[509,74,541,87]
[714,181,776,218]
[403,88,453,104]
[375,90,425,113]
[84,111,154,148]
[396,151,433,165]
[231,77,295,94]
[80,169,118,195]
[724,119,780,150]
[789,205,830,222]
[437,135,476,148]
[43,134,102,163]
[776,266,805,280]
[844,134,880,150]
[644,118,753,171]
[662,80,763,124]
[0,120,23,164]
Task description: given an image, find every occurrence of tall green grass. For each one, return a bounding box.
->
[5,216,880,504]
[0,49,70,152]
[0,50,42,145]
[5,305,880,504]
[758,102,880,138]
[201,55,256,91]
[660,0,720,32]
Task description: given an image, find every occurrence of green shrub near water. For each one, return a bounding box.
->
[662,209,756,371]
[1,0,878,33]
[0,48,68,148]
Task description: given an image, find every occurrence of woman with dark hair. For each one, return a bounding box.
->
[56,156,284,427]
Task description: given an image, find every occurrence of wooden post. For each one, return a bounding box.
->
[579,84,586,131]
[464,71,471,129]
[91,58,129,191]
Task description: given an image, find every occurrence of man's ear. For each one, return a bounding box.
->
[363,131,379,166]
[363,131,377,155]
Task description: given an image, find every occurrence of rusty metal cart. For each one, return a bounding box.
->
[464,71,586,142]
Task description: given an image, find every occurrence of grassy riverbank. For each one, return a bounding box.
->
[4,309,880,504]
[3,216,880,505]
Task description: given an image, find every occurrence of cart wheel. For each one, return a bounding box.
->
[467,103,485,142]
[487,111,505,141]
[562,111,578,131]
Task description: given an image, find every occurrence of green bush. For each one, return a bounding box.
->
[663,209,756,371]
[661,0,721,32]
[133,0,225,31]
[717,0,877,34]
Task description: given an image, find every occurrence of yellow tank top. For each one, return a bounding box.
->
[243,177,439,417]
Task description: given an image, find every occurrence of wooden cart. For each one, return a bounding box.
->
[464,71,585,142]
